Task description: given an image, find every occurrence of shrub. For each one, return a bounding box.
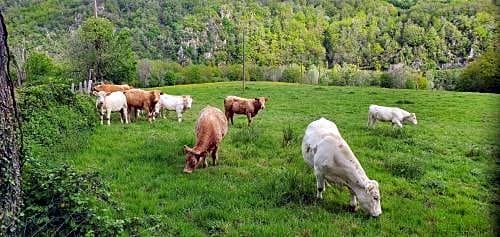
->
[282,65,302,83]
[426,68,462,90]
[248,64,264,81]
[380,72,393,88]
[221,64,244,81]
[457,49,500,93]
[22,161,129,236]
[304,65,319,84]
[17,84,96,149]
[25,52,60,85]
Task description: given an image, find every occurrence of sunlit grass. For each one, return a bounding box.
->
[68,82,498,236]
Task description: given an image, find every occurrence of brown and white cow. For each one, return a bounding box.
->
[223,96,268,126]
[123,89,161,123]
[94,83,133,93]
[183,106,228,173]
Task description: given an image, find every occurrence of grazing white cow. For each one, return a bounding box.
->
[154,94,193,122]
[367,104,417,128]
[302,118,382,217]
[93,91,128,125]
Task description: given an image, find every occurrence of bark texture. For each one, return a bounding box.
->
[0,11,23,236]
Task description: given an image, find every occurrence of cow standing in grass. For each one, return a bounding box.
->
[124,89,161,123]
[93,91,128,125]
[302,118,382,217]
[183,106,228,173]
[367,104,417,128]
[154,94,193,122]
[224,96,268,126]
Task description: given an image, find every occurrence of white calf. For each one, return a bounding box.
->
[367,104,417,128]
[154,94,193,122]
[93,91,128,125]
[302,118,382,217]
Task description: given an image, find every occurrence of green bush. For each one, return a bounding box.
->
[282,65,302,83]
[426,69,462,90]
[248,64,264,81]
[25,52,60,85]
[17,84,96,149]
[221,64,244,81]
[22,161,129,236]
[457,49,499,93]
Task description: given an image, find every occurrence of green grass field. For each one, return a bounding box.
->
[67,82,498,236]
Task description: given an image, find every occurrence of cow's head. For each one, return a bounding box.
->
[184,96,193,109]
[254,97,268,109]
[357,180,382,217]
[183,145,204,174]
[93,91,109,109]
[404,113,417,125]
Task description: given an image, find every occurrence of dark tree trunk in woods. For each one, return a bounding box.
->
[0,12,23,237]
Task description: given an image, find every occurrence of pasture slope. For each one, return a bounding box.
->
[68,82,498,236]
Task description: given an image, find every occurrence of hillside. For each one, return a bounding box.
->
[2,0,497,70]
[66,82,498,235]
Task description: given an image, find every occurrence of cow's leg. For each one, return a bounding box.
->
[106,109,111,125]
[176,109,183,122]
[392,119,403,128]
[120,109,124,123]
[367,114,375,127]
[348,187,358,212]
[246,113,252,126]
[211,146,218,166]
[100,113,104,125]
[314,169,326,199]
[123,107,129,124]
[199,155,208,168]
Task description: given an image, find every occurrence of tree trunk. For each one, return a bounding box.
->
[0,12,23,237]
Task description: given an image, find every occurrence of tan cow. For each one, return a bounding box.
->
[94,84,133,92]
[224,96,268,126]
[123,89,161,123]
[183,106,228,173]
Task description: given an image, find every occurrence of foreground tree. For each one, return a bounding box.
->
[0,12,23,236]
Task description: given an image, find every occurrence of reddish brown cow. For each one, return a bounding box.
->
[94,84,133,92]
[183,106,228,173]
[224,96,268,126]
[124,89,161,123]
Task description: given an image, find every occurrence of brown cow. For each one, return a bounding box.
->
[224,96,268,126]
[123,89,161,123]
[183,106,228,173]
[94,84,133,92]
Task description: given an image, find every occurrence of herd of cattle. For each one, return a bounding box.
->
[92,83,419,217]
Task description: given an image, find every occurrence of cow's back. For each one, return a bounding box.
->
[302,118,342,166]
[104,92,127,111]
[196,106,228,143]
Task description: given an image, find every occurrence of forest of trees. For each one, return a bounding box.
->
[1,0,498,91]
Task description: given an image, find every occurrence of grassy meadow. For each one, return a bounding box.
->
[66,82,498,236]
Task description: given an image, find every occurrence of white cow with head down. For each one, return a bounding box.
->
[93,91,128,125]
[154,94,193,122]
[302,118,382,217]
[367,105,417,128]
